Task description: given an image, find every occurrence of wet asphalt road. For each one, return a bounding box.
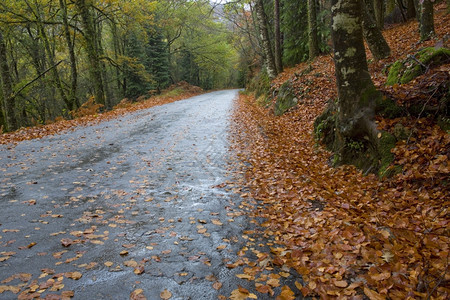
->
[0,90,257,299]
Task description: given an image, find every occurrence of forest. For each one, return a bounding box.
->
[0,0,449,298]
[0,0,242,132]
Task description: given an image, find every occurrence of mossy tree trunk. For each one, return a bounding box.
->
[420,0,435,41]
[0,30,17,131]
[274,0,283,73]
[59,0,80,111]
[373,0,385,28]
[308,0,319,60]
[362,0,391,60]
[75,0,106,106]
[255,0,277,79]
[330,0,381,169]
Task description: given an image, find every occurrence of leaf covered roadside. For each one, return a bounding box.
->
[228,7,449,300]
[0,82,203,145]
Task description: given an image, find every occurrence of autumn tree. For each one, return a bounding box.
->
[315,0,383,171]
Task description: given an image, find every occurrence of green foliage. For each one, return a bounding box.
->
[281,0,309,65]
[123,32,153,99]
[281,0,331,66]
[146,30,170,93]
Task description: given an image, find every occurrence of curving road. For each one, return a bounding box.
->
[0,90,260,299]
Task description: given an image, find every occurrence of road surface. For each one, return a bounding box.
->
[0,90,264,299]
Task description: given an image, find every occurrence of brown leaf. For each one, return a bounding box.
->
[61,238,73,247]
[65,271,83,280]
[160,289,172,299]
[130,288,146,300]
[212,281,222,290]
[134,265,145,275]
[276,285,295,300]
[333,280,348,288]
[364,287,385,300]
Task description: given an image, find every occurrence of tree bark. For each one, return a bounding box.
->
[0,31,18,131]
[362,0,391,60]
[274,0,283,73]
[75,0,106,105]
[59,0,80,110]
[255,0,277,79]
[331,0,381,166]
[308,0,319,60]
[406,0,416,19]
[420,0,434,41]
[373,0,385,29]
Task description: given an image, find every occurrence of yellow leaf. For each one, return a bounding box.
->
[104,261,114,267]
[276,285,295,300]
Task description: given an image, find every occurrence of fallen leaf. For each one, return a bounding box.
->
[65,271,82,280]
[124,260,138,268]
[276,285,295,300]
[160,289,172,299]
[104,261,114,267]
[333,280,348,288]
[364,287,385,300]
[130,288,146,300]
[61,238,73,247]
[213,281,222,290]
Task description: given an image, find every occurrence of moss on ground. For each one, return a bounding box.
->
[386,47,450,86]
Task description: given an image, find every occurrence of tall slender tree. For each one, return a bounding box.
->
[255,0,277,79]
[75,0,105,106]
[308,0,319,60]
[273,0,283,73]
[0,30,17,131]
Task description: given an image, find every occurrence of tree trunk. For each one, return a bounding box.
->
[0,31,18,131]
[60,0,80,110]
[373,0,385,28]
[274,0,283,73]
[406,0,416,19]
[75,0,105,106]
[362,0,391,60]
[34,2,71,113]
[331,0,381,168]
[308,0,319,60]
[420,0,434,41]
[255,0,277,79]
